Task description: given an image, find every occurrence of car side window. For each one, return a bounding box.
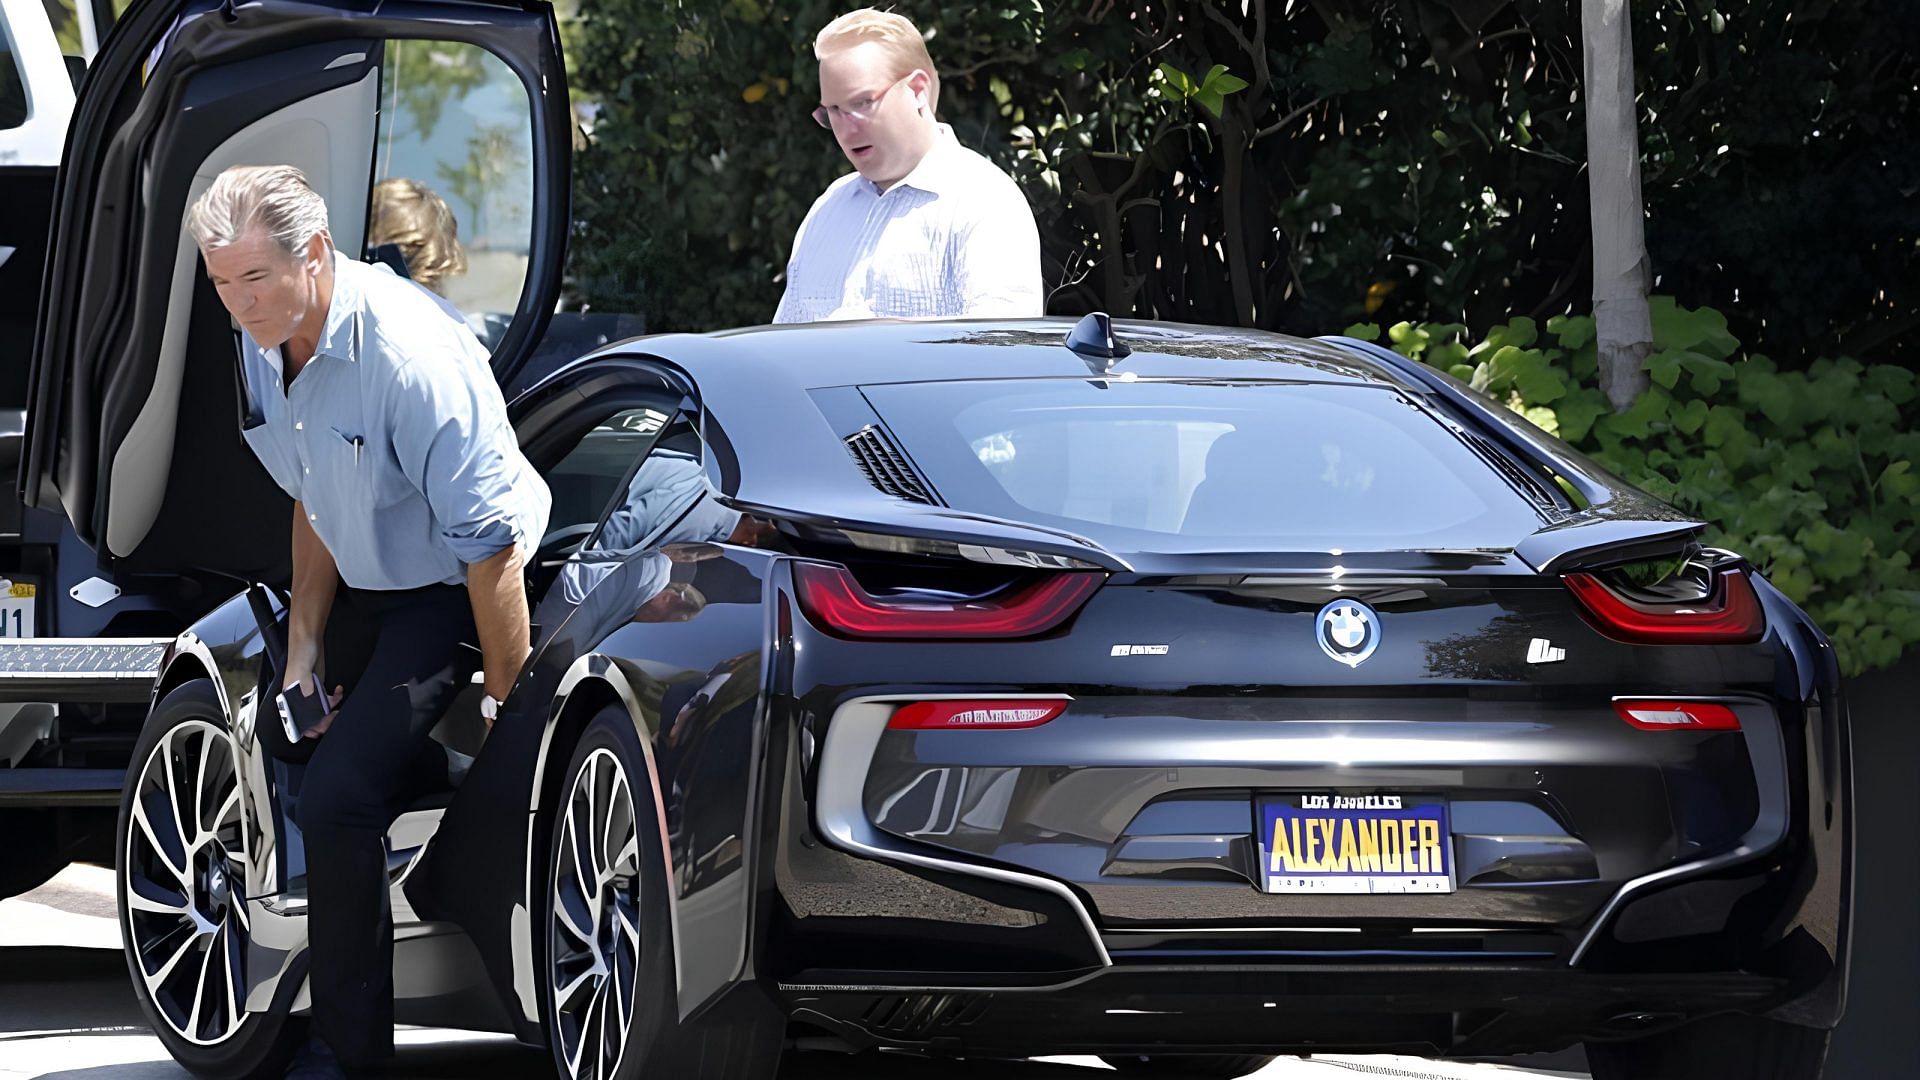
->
[0,14,33,130]
[539,406,671,552]
[366,38,534,353]
[580,414,745,558]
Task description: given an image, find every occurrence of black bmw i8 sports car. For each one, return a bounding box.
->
[19,2,1849,1080]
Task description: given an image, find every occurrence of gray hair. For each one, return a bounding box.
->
[186,164,331,257]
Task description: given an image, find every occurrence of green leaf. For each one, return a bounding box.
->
[1520,404,1559,435]
[1603,387,1673,440]
[1681,353,1737,396]
[1671,398,1710,435]
[1482,317,1539,352]
[1427,340,1471,369]
[1200,64,1250,96]
[1554,390,1610,443]
[1516,364,1568,404]
[1645,349,1684,390]
[1702,404,1747,448]
[1736,366,1796,426]
[1157,62,1197,98]
[1547,314,1596,350]
[1649,296,1740,360]
[1342,322,1381,341]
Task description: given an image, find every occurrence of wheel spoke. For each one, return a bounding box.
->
[612,900,640,950]
[600,773,628,883]
[133,789,190,887]
[563,985,592,1080]
[553,888,594,947]
[191,728,213,844]
[564,808,596,911]
[127,873,192,916]
[144,922,204,986]
[553,965,598,1014]
[609,931,632,1050]
[222,919,246,1034]
[162,732,194,860]
[185,931,216,1039]
[585,756,603,880]
[214,785,243,835]
[588,981,610,1080]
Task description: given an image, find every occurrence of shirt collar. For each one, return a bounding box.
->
[866,124,964,198]
[312,251,362,363]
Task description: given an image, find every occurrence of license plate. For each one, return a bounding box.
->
[1257,793,1454,894]
[0,582,34,638]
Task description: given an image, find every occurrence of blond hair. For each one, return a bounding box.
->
[814,8,940,113]
[186,164,331,257]
[368,177,468,296]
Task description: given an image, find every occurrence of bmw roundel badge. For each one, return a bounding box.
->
[1316,599,1381,668]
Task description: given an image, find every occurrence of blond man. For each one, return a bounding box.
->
[773,8,1044,323]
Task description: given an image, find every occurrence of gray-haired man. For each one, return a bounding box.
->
[186,164,549,1077]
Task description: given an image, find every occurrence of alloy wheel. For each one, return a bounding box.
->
[124,718,251,1045]
[550,747,643,1080]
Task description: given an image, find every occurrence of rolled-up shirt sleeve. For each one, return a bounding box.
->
[386,348,531,565]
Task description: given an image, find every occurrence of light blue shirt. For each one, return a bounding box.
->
[237,253,551,591]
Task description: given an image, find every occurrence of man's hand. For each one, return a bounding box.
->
[468,543,531,720]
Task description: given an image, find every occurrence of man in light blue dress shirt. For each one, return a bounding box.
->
[187,164,549,1078]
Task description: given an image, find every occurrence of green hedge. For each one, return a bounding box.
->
[1344,301,1919,677]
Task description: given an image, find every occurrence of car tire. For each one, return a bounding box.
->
[116,678,301,1079]
[1099,1054,1278,1078]
[1585,1012,1830,1079]
[543,705,781,1079]
[0,809,69,900]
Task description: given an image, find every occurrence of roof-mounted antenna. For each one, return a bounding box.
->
[1065,312,1132,375]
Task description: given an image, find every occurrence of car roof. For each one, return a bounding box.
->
[602,317,1404,393]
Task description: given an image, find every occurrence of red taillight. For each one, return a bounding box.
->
[1613,699,1742,731]
[1564,567,1765,644]
[888,699,1069,730]
[791,563,1103,641]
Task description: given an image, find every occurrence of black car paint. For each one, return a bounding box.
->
[124,318,1850,1060]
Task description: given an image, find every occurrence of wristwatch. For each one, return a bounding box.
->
[481,693,502,723]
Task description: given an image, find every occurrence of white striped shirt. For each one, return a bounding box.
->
[774,126,1044,324]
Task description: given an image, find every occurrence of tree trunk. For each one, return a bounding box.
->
[1581,0,1653,412]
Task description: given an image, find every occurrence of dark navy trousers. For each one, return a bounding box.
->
[297,583,478,1067]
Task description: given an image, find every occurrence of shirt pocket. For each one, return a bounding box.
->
[318,426,371,509]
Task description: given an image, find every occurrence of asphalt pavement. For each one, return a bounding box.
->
[0,863,1587,1079]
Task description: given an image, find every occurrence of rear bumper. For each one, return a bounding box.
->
[782,690,1843,1029]
[777,964,1791,1057]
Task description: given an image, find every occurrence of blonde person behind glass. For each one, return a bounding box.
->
[773,8,1044,323]
[368,177,467,296]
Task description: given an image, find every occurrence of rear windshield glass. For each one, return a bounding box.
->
[861,379,1546,554]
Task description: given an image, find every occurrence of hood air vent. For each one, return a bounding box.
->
[845,425,934,504]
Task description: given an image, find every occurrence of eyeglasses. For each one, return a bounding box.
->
[812,73,914,129]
